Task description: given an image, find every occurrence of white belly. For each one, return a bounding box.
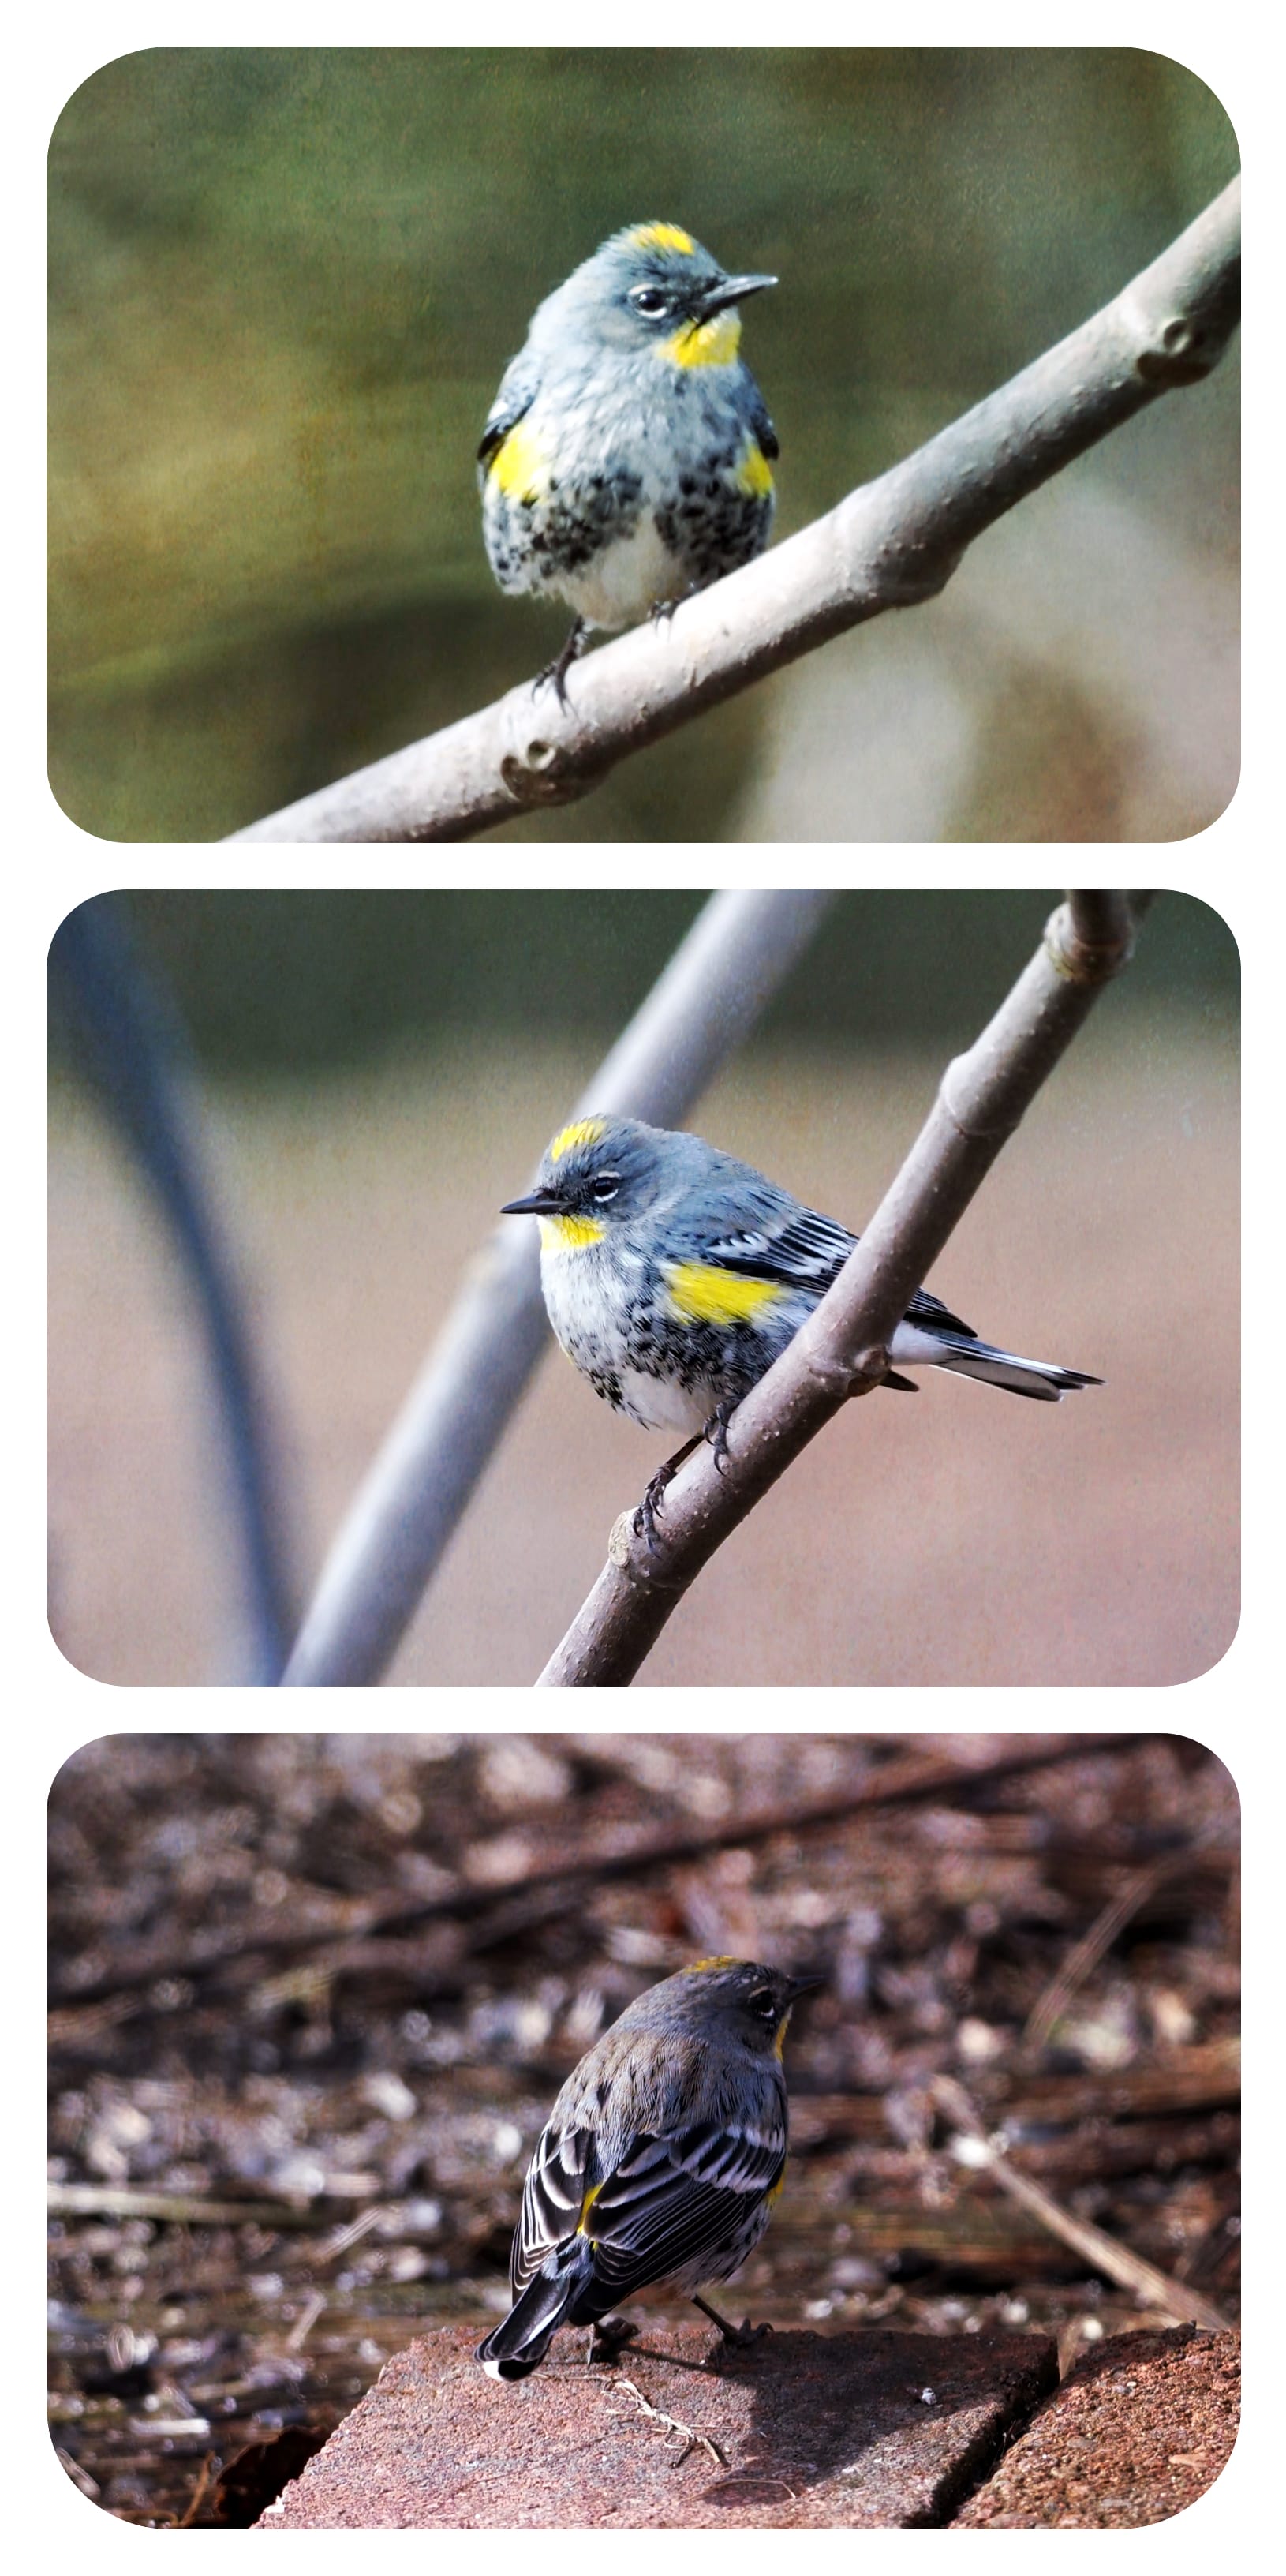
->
[559,514,683,629]
[614,1365,710,1436]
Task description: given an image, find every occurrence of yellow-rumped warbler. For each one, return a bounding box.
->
[478,221,777,701]
[502,1114,1101,1525]
[477,1959,815,2381]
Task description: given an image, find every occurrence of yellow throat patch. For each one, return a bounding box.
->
[537,1213,606,1256]
[662,311,742,369]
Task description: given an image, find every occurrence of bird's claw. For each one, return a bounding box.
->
[535,616,586,710]
[704,1398,735,1477]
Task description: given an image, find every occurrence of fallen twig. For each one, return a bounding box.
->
[611,2374,727,2469]
[1023,1859,1182,2048]
[933,2076,1232,2334]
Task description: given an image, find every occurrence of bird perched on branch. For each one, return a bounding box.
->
[501,1114,1101,1537]
[477,1959,816,2382]
[478,222,778,704]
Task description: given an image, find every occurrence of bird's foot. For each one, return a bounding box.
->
[703,1398,737,1477]
[535,616,586,710]
[633,1434,701,1551]
[693,2292,772,2349]
[586,2315,638,2367]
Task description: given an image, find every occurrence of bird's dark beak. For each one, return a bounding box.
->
[500,1185,566,1217]
[786,1972,823,2004]
[698,271,777,318]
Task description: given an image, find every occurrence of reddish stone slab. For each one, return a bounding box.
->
[255,2322,1055,2529]
[955,2326,1239,2528]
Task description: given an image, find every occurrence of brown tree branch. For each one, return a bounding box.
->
[229,184,1239,844]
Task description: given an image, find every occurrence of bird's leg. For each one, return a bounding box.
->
[633,1435,701,1550]
[585,2314,637,2366]
[692,2293,772,2349]
[703,1396,737,1477]
[536,616,586,710]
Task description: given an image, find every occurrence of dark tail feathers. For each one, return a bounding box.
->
[477,2268,579,2382]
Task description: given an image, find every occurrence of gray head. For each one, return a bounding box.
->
[500,1115,708,1234]
[527,221,776,364]
[615,1958,820,2059]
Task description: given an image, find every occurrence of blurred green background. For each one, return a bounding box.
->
[50,888,1238,1076]
[47,47,1239,842]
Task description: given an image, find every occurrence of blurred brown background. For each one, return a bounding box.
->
[47,47,1238,840]
[47,1732,1239,2527]
[46,889,1238,1687]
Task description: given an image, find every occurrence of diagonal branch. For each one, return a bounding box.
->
[279,889,836,1686]
[933,2076,1232,2334]
[537,893,1148,1687]
[229,185,1239,844]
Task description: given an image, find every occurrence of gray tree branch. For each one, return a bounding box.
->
[279,889,837,1686]
[536,892,1149,1688]
[230,184,1239,844]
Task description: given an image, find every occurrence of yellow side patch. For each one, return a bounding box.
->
[488,418,550,504]
[732,441,774,500]
[549,1118,607,1163]
[662,311,742,369]
[665,1261,783,1327]
[631,222,694,256]
[538,1214,606,1255]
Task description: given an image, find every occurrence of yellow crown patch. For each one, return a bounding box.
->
[630,222,694,256]
[549,1118,608,1163]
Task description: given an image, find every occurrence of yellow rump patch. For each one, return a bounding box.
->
[488,418,550,504]
[630,222,694,256]
[537,1214,606,1256]
[732,441,774,500]
[578,2179,604,2238]
[662,311,742,370]
[665,1261,783,1327]
[549,1118,607,1163]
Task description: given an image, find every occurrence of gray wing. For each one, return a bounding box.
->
[705,1196,978,1341]
[510,2110,784,2305]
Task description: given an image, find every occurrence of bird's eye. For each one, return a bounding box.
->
[749,1988,778,2021]
[629,286,669,318]
[589,1172,621,1204]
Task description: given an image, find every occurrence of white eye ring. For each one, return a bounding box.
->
[589,1173,621,1204]
[629,286,668,317]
